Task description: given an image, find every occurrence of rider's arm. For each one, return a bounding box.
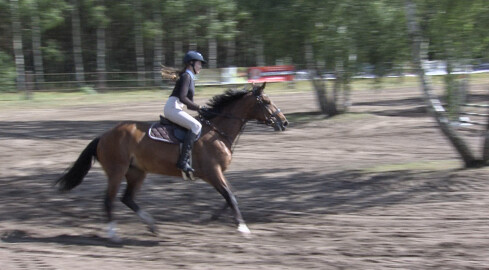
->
[179,74,201,111]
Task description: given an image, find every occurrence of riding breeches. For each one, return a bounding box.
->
[163,96,202,135]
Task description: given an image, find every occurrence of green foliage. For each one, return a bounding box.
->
[42,39,64,63]
[0,51,16,92]
[79,85,97,94]
[3,0,488,89]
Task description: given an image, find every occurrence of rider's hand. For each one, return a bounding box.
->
[198,105,210,115]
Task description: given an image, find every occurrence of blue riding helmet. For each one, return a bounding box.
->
[183,51,206,65]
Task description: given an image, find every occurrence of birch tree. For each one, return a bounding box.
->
[94,1,107,90]
[29,0,44,89]
[152,2,163,86]
[71,0,85,87]
[10,0,26,96]
[405,0,481,168]
[134,0,145,86]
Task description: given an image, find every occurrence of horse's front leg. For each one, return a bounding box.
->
[200,165,250,235]
[195,141,250,235]
[217,185,251,235]
[202,167,250,236]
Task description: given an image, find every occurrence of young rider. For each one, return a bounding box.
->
[163,51,206,174]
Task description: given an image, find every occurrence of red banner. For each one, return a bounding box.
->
[247,65,295,83]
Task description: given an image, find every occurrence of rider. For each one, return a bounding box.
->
[163,51,206,174]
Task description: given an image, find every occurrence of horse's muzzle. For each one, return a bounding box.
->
[271,118,288,131]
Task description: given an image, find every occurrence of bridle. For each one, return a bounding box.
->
[198,112,246,147]
[198,89,286,151]
[253,89,286,131]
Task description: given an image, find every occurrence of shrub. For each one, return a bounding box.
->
[0,51,16,92]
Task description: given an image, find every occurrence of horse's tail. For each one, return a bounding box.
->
[55,137,100,191]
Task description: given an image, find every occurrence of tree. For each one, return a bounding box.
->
[28,0,45,89]
[71,0,85,87]
[94,0,108,90]
[405,0,484,168]
[10,0,27,96]
[151,1,163,86]
[133,0,145,86]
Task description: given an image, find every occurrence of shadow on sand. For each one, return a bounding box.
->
[1,229,159,248]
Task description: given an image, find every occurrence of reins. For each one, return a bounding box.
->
[197,88,283,153]
[198,111,247,153]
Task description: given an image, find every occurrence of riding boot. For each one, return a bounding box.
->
[177,131,197,173]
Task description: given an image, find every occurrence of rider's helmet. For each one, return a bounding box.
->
[183,51,206,65]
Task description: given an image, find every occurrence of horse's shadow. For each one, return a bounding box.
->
[1,229,159,248]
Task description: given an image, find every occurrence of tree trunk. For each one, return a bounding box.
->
[96,0,106,91]
[174,40,182,67]
[405,0,480,168]
[445,60,459,120]
[71,0,85,87]
[31,0,44,89]
[10,0,27,97]
[305,42,328,114]
[256,35,265,66]
[134,0,145,87]
[153,8,163,86]
[483,112,489,162]
[226,39,235,67]
[208,38,217,69]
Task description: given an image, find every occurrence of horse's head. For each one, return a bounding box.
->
[247,83,288,131]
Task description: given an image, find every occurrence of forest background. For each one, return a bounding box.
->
[1,0,488,92]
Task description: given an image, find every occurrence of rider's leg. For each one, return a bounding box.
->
[163,99,202,172]
[177,130,198,173]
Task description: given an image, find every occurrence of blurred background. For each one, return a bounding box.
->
[1,0,488,92]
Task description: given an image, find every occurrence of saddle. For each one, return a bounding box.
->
[148,115,200,144]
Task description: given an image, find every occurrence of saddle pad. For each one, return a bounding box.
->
[148,122,180,144]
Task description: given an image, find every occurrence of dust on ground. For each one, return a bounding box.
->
[1,84,489,269]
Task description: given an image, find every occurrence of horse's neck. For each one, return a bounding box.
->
[208,109,247,146]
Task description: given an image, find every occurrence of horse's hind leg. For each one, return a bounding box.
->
[121,166,156,234]
[103,167,126,242]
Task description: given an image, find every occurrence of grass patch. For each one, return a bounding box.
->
[0,90,169,110]
[364,160,462,173]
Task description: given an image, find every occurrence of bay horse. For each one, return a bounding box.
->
[55,83,288,241]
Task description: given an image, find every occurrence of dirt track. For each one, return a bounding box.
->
[1,85,489,269]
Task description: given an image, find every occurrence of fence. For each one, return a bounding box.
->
[459,103,489,127]
[4,68,250,93]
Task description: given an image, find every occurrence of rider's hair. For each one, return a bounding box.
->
[161,65,193,82]
[160,65,181,81]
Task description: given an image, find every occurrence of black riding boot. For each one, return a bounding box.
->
[177,131,197,173]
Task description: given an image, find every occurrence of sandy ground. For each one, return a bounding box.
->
[1,84,489,269]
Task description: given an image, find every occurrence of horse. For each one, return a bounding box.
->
[55,82,288,241]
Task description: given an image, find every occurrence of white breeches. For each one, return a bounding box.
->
[163,96,202,135]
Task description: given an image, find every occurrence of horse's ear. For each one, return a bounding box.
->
[253,82,266,96]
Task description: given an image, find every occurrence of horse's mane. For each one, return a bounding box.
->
[202,88,251,119]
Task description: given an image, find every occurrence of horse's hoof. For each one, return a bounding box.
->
[109,235,123,244]
[238,224,251,238]
[148,224,158,235]
[107,221,122,243]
